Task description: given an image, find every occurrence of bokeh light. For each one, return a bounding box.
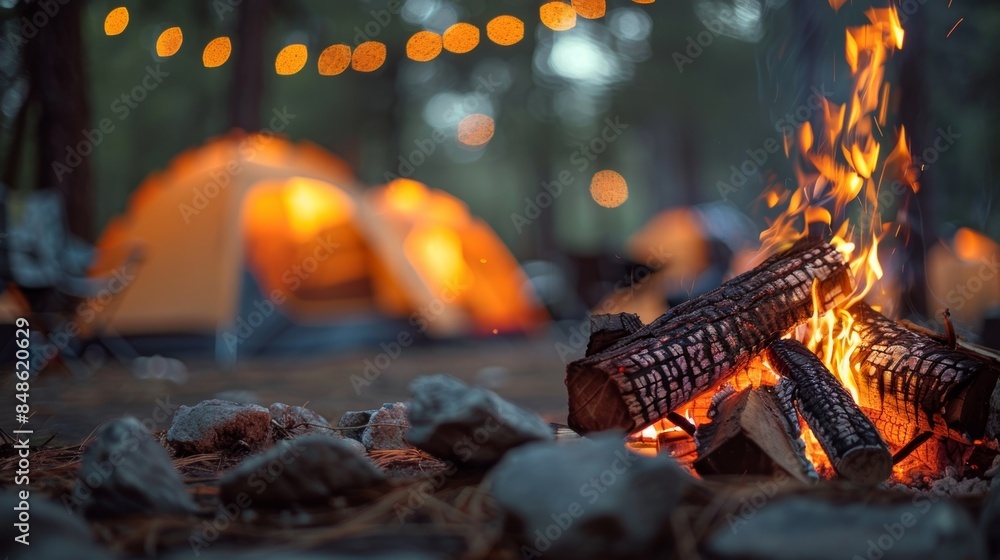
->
[590,170,629,208]
[155,27,183,57]
[572,0,607,19]
[275,44,308,75]
[540,2,578,31]
[443,23,480,54]
[486,15,525,46]
[104,7,129,36]
[202,37,232,68]
[352,41,387,72]
[406,31,443,62]
[457,114,495,148]
[318,44,351,76]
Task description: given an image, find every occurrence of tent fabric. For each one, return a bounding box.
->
[90,132,545,339]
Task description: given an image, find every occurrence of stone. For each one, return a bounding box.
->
[406,374,553,466]
[361,402,413,451]
[74,417,197,518]
[269,403,332,438]
[219,434,385,509]
[708,495,987,560]
[167,399,271,455]
[338,409,375,441]
[1,490,114,560]
[491,432,690,560]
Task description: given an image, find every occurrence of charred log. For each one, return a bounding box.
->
[849,302,1000,451]
[566,238,852,434]
[586,312,645,357]
[767,339,892,485]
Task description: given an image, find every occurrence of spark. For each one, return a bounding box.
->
[946,18,963,38]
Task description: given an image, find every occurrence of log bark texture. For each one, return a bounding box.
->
[849,302,1000,450]
[767,339,892,485]
[566,238,852,434]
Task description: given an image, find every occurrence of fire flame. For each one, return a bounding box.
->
[632,6,917,473]
[762,6,911,405]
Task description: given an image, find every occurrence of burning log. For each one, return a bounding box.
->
[693,385,817,483]
[566,238,852,434]
[586,312,645,357]
[767,339,892,485]
[849,302,1000,452]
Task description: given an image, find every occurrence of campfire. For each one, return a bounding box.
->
[566,5,1000,485]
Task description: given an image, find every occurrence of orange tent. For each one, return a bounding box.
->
[90,132,546,347]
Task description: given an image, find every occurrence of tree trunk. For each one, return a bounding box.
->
[228,0,269,130]
[23,0,92,239]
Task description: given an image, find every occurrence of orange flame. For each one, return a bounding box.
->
[631,5,915,473]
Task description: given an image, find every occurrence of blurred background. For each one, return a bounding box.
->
[0,0,998,440]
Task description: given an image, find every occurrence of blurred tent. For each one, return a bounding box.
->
[89,132,546,360]
[596,203,758,323]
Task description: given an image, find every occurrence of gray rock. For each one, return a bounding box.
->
[491,432,689,560]
[338,409,375,441]
[983,480,1000,559]
[167,399,271,455]
[339,437,368,456]
[407,374,553,466]
[709,496,986,560]
[362,402,413,451]
[219,434,385,509]
[75,417,196,518]
[0,490,114,560]
[269,403,332,438]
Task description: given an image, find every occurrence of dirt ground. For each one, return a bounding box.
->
[5,336,572,445]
